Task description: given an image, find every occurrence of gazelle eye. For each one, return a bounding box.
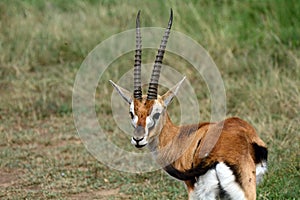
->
[129,112,134,119]
[153,113,160,120]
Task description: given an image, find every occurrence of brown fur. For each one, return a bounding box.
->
[133,98,155,127]
[109,85,267,200]
[150,107,267,200]
[110,11,267,198]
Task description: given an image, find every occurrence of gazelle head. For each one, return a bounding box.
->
[110,9,185,148]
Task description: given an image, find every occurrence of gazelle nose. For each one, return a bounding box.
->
[134,125,145,137]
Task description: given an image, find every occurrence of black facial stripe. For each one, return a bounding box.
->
[129,111,134,119]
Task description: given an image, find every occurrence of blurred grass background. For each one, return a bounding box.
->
[0,0,299,199]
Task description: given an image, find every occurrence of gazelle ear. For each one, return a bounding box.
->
[162,77,186,107]
[109,80,132,104]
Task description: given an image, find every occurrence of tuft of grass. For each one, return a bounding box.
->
[0,0,299,199]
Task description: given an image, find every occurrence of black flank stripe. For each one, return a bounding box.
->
[164,161,217,181]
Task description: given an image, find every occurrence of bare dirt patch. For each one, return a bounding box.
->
[0,169,22,188]
[69,188,129,200]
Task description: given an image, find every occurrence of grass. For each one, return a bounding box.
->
[0,0,299,199]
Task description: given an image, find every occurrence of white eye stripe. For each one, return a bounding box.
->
[130,101,163,129]
[149,102,163,118]
[133,115,138,126]
[130,102,135,113]
[146,102,164,130]
[130,102,138,127]
[146,117,154,128]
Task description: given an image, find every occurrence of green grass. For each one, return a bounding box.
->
[0,0,299,199]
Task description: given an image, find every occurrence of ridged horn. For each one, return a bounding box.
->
[133,10,142,100]
[147,8,173,100]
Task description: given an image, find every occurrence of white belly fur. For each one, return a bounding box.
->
[189,162,267,200]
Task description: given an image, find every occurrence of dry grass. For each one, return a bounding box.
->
[0,0,299,199]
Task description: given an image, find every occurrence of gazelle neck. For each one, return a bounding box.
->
[147,111,184,166]
[147,111,177,147]
[158,112,179,148]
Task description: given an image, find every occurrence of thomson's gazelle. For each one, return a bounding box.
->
[110,9,268,200]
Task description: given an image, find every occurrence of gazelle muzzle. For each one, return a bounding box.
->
[131,125,147,148]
